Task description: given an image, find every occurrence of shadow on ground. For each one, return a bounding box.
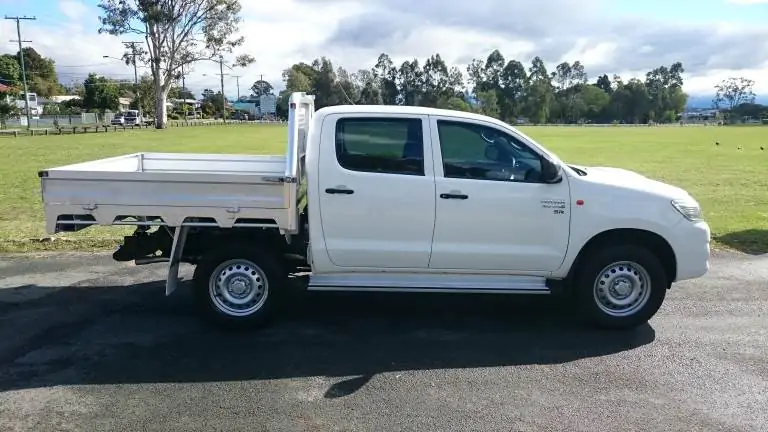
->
[0,276,655,396]
[716,229,768,255]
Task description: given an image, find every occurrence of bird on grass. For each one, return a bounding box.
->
[737,146,743,151]
[761,146,764,151]
[715,141,720,146]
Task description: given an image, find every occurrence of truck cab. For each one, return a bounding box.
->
[124,110,141,125]
[38,92,711,330]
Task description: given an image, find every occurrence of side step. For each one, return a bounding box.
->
[308,273,552,294]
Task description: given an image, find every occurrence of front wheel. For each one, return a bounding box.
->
[193,246,284,329]
[575,245,668,329]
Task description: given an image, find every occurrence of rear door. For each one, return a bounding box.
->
[317,113,437,269]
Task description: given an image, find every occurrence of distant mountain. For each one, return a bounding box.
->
[686,94,767,110]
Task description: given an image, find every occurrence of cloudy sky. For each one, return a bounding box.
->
[1,0,767,99]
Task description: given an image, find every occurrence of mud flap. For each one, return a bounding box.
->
[165,226,189,296]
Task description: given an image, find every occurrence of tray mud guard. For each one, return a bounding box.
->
[165,226,189,296]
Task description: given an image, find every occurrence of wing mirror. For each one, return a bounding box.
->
[541,157,563,183]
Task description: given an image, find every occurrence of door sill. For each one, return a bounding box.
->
[308,273,551,294]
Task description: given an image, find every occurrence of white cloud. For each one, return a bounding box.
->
[58,0,90,21]
[0,0,766,99]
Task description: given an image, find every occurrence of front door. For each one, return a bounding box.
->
[428,117,571,272]
[317,114,436,269]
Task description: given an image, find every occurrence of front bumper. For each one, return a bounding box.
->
[668,220,711,281]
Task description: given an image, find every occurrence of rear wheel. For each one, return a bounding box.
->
[193,245,284,329]
[575,245,668,329]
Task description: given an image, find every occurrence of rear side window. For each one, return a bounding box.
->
[335,117,424,176]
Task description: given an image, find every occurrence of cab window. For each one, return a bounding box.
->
[335,117,424,176]
[437,120,544,182]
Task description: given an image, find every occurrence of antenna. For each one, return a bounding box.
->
[336,81,355,105]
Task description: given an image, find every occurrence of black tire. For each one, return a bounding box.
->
[574,245,668,329]
[192,244,285,330]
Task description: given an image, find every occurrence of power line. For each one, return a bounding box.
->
[5,14,36,129]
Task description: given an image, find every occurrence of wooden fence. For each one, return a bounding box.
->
[0,119,286,138]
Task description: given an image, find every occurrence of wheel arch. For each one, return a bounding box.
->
[566,228,677,287]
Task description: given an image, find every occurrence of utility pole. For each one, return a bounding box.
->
[180,63,188,123]
[232,75,242,100]
[122,41,141,117]
[217,55,229,123]
[5,15,36,129]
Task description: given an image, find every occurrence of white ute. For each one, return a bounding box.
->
[38,92,711,329]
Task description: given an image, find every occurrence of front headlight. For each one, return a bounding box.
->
[671,198,703,222]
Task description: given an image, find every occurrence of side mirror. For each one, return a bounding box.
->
[484,145,501,161]
[541,158,563,183]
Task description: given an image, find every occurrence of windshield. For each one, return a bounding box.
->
[125,112,137,118]
[114,113,123,118]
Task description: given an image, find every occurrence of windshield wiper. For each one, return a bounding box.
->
[569,165,587,176]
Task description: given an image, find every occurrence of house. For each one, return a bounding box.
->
[49,95,81,103]
[118,97,133,112]
[169,98,202,118]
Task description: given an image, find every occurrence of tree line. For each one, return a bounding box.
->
[275,50,763,124]
[0,0,764,128]
[1,44,764,126]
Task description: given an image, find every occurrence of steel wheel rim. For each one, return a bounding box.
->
[208,259,268,317]
[592,260,651,317]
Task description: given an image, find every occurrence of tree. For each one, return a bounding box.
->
[0,55,21,89]
[272,49,701,125]
[98,0,252,129]
[595,74,612,94]
[201,90,226,117]
[398,59,424,106]
[524,56,554,124]
[0,90,20,129]
[498,60,527,121]
[644,62,686,122]
[579,84,610,122]
[60,98,84,114]
[713,77,756,111]
[475,90,499,117]
[250,80,273,97]
[373,53,399,105]
[13,48,64,97]
[82,73,120,112]
[177,87,196,100]
[133,73,156,115]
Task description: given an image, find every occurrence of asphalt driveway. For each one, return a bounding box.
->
[0,251,767,432]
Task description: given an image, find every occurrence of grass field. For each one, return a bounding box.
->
[0,124,766,254]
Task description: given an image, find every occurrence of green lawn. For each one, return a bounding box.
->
[0,124,766,254]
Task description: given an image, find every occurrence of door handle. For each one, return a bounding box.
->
[325,187,354,195]
[440,193,468,200]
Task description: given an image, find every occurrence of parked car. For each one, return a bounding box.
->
[111,112,125,126]
[37,92,710,330]
[233,111,250,121]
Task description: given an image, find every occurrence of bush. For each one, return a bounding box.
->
[168,113,181,120]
